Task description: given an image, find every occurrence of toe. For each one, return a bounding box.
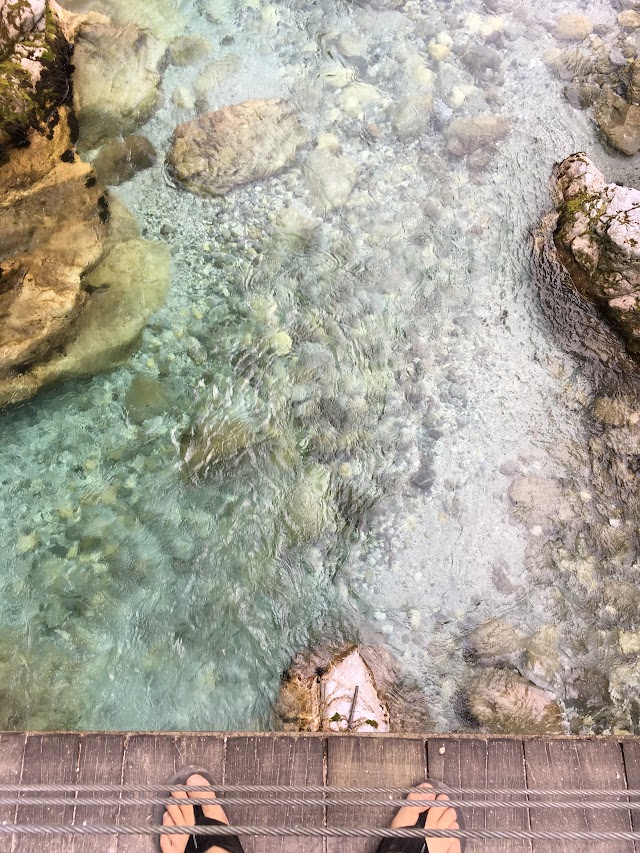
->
[391,784,436,828]
[186,774,229,824]
[161,809,189,853]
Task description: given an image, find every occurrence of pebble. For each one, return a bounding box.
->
[16,532,39,555]
[618,10,640,29]
[428,42,451,62]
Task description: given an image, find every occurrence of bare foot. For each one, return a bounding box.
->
[160,773,230,853]
[390,783,461,853]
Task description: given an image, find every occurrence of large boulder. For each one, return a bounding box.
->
[167,99,309,197]
[444,114,510,156]
[0,0,73,147]
[553,153,640,357]
[0,1,170,406]
[278,646,390,733]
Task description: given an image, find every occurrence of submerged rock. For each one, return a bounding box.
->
[277,642,432,732]
[464,669,568,734]
[465,619,527,667]
[392,94,434,141]
[303,147,360,214]
[124,374,172,423]
[92,135,157,186]
[552,153,640,357]
[594,87,640,155]
[553,14,593,42]
[169,34,211,67]
[444,114,510,156]
[167,99,309,197]
[72,21,167,149]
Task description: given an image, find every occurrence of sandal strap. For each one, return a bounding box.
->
[185,813,245,853]
[375,812,427,853]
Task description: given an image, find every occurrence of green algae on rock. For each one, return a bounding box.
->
[0,0,73,147]
[277,642,431,733]
[0,0,170,407]
[167,99,310,197]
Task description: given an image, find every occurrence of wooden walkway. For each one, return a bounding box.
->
[1,732,640,853]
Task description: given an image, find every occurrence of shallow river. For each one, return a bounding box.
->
[1,0,637,732]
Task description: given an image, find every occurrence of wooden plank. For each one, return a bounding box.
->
[525,739,633,853]
[14,733,80,853]
[428,737,531,853]
[225,735,324,853]
[622,742,640,853]
[0,733,26,853]
[326,736,426,853]
[119,733,226,853]
[71,734,126,853]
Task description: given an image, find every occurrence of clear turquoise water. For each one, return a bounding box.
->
[0,0,635,731]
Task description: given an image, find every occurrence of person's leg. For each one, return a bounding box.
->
[388,783,461,853]
[160,773,232,853]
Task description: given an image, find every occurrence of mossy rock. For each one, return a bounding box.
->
[0,1,73,147]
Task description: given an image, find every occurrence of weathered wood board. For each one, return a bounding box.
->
[326,737,426,853]
[428,737,531,853]
[0,733,637,853]
[524,739,634,853]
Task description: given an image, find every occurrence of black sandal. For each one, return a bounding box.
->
[156,766,245,853]
[375,785,466,853]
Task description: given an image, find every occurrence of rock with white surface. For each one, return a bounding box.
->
[553,153,640,356]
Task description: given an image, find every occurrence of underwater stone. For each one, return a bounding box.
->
[285,464,332,544]
[391,94,434,141]
[72,21,167,149]
[465,669,567,734]
[465,619,527,667]
[523,625,565,690]
[507,475,572,527]
[444,114,510,156]
[593,397,640,427]
[92,135,157,186]
[169,34,211,66]
[619,9,640,27]
[180,412,258,475]
[167,99,309,197]
[303,148,360,214]
[172,85,195,110]
[124,374,172,424]
[594,87,640,155]
[553,14,593,42]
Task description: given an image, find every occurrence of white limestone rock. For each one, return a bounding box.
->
[553,152,640,356]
